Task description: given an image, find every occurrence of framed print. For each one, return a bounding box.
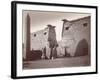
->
[11,1,98,79]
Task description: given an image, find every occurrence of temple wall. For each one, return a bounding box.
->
[61,16,91,56]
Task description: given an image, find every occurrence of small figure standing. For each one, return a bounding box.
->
[41,47,47,59]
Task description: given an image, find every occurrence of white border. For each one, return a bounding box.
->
[17,3,96,77]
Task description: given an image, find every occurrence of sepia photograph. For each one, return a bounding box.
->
[11,1,97,79]
[22,10,91,69]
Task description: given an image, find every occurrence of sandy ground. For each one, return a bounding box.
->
[23,55,90,69]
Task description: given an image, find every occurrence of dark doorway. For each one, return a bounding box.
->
[75,39,89,56]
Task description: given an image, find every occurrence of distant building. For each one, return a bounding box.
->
[59,16,90,56]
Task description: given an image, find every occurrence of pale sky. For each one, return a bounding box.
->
[23,10,90,41]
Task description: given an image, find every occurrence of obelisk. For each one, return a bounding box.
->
[26,13,30,60]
